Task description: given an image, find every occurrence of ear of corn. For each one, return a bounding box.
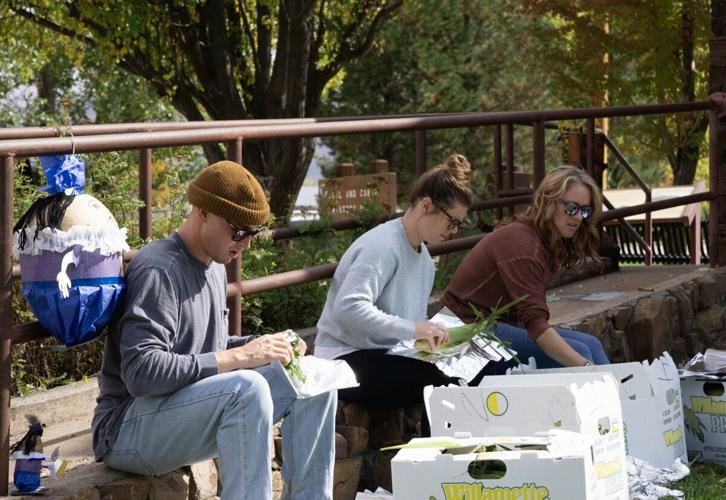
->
[380,437,463,452]
[414,295,528,359]
[283,330,307,386]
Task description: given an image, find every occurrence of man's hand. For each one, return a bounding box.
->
[295,337,307,357]
[216,332,295,372]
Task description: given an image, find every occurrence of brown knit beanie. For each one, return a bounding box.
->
[187,161,269,227]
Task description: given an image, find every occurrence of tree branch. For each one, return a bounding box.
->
[310,0,327,66]
[268,2,290,114]
[234,0,258,73]
[251,1,273,117]
[324,0,402,77]
[199,0,246,117]
[10,6,97,47]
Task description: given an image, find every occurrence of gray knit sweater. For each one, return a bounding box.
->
[314,218,435,354]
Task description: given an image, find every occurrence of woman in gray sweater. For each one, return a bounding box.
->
[314,154,474,410]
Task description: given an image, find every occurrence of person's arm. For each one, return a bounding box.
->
[413,322,449,350]
[118,268,217,397]
[226,334,255,349]
[332,246,417,347]
[216,332,295,373]
[534,328,590,367]
[497,254,551,336]
[498,258,589,367]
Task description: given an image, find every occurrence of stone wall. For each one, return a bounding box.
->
[334,402,424,496]
[559,268,726,365]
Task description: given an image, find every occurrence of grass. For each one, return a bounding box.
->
[665,462,726,499]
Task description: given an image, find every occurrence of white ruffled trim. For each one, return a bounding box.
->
[13,225,131,258]
[11,451,46,460]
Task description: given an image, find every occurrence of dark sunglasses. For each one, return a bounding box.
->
[228,222,267,241]
[432,201,464,230]
[559,199,593,219]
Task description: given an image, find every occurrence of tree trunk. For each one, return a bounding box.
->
[712,0,726,95]
[672,114,709,185]
[35,64,58,120]
[669,1,709,185]
[710,0,726,265]
[170,91,226,164]
[240,0,318,220]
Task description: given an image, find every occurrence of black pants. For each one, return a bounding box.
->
[337,349,504,409]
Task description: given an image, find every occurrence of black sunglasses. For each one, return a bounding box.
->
[228,222,267,241]
[432,201,464,230]
[559,199,593,219]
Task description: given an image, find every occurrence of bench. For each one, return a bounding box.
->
[604,219,709,265]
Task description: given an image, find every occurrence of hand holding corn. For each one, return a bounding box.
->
[413,322,450,351]
[414,295,528,355]
[282,330,307,386]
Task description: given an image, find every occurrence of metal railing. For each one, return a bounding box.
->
[0,100,720,493]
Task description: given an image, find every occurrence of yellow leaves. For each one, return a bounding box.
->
[151,159,176,208]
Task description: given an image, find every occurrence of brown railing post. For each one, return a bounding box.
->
[139,148,153,240]
[415,130,427,177]
[533,120,545,186]
[505,124,514,187]
[226,138,243,335]
[506,124,515,216]
[690,207,701,265]
[0,154,15,495]
[586,118,596,179]
[644,191,653,265]
[493,125,503,219]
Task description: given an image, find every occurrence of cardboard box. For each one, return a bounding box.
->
[425,373,628,499]
[680,376,726,466]
[392,430,598,500]
[522,352,686,468]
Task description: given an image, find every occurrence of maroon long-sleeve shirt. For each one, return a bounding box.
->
[440,221,553,340]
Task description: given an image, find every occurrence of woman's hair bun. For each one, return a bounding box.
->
[444,153,472,187]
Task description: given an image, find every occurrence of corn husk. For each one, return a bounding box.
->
[415,295,527,360]
[282,330,307,385]
[387,296,527,379]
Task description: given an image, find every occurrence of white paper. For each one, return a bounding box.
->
[354,487,393,499]
[627,456,688,499]
[274,356,358,399]
[429,309,466,328]
[704,348,726,372]
[681,351,726,378]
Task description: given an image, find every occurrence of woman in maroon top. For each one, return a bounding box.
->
[440,165,609,368]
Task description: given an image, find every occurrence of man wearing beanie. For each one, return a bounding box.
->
[92,161,336,499]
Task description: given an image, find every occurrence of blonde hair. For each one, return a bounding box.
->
[506,165,602,270]
[409,153,474,209]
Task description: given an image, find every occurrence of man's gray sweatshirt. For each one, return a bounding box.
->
[91,232,249,460]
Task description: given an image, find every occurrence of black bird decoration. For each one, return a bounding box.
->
[10,414,44,455]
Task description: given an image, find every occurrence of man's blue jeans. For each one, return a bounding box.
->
[495,322,610,369]
[102,364,336,500]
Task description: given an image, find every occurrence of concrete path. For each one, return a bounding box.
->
[548,264,707,324]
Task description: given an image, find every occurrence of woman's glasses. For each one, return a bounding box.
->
[559,199,593,219]
[432,201,464,230]
[228,222,267,241]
